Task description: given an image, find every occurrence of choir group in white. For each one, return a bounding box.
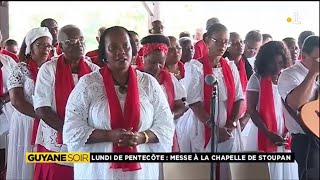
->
[1,17,312,180]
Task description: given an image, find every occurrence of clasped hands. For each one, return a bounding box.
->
[111,128,145,148]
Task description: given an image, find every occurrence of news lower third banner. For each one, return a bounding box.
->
[26,152,294,163]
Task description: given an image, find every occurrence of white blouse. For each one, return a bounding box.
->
[247,73,284,135]
[184,60,244,152]
[0,55,17,136]
[161,73,186,101]
[63,70,175,179]
[33,57,100,154]
[185,60,244,126]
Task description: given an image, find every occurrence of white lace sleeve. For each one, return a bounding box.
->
[63,75,95,150]
[147,74,175,152]
[7,63,27,90]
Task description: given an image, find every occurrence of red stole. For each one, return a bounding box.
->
[0,48,19,62]
[86,50,103,67]
[258,76,291,152]
[159,69,180,152]
[237,58,248,115]
[28,59,41,145]
[55,55,92,144]
[193,40,208,60]
[177,61,185,78]
[201,56,235,148]
[101,66,141,171]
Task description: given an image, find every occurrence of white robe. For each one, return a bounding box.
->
[6,62,37,180]
[176,59,200,152]
[33,57,99,167]
[0,55,16,151]
[0,55,16,137]
[63,70,175,180]
[246,73,299,180]
[184,59,244,180]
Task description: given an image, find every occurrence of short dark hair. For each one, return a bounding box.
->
[206,23,228,38]
[179,31,191,38]
[4,39,18,46]
[301,35,319,55]
[206,17,220,30]
[40,18,57,27]
[254,41,291,76]
[141,34,170,46]
[245,30,262,42]
[298,31,315,48]
[282,37,296,45]
[98,26,133,64]
[128,30,138,37]
[262,34,272,41]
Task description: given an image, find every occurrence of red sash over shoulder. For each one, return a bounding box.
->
[101,65,141,171]
[258,76,291,152]
[55,55,92,144]
[201,56,235,149]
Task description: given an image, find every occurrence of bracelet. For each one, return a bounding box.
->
[143,131,149,144]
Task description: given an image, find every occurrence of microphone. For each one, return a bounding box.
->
[205,74,218,85]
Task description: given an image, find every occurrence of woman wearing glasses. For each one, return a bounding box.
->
[6,27,52,180]
[32,25,99,180]
[185,23,244,179]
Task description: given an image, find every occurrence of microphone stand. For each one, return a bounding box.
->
[210,82,218,180]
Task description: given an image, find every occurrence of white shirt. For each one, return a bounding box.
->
[247,73,285,136]
[161,73,186,102]
[63,70,174,179]
[278,61,318,134]
[0,54,17,136]
[33,57,100,154]
[184,60,244,152]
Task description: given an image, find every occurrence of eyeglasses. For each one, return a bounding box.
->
[62,37,85,45]
[210,37,231,47]
[35,42,53,50]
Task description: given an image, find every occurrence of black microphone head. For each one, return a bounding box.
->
[205,74,217,85]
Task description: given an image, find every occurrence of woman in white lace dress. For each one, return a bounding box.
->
[6,27,52,180]
[63,26,175,180]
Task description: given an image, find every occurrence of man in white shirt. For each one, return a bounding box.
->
[278,35,319,180]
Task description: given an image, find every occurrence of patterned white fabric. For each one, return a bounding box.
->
[0,54,16,137]
[246,73,299,180]
[32,57,99,159]
[6,62,36,180]
[63,70,175,179]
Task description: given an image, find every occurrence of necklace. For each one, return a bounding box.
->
[112,76,128,94]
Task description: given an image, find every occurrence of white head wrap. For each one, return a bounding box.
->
[25,27,53,55]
